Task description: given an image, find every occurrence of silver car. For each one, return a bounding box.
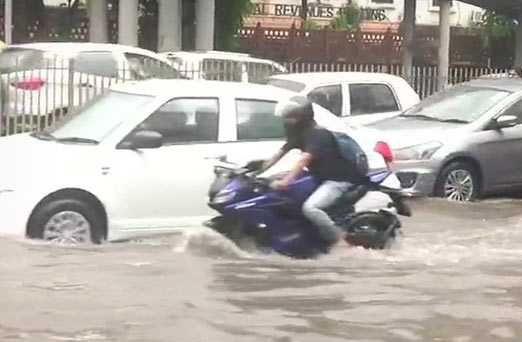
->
[367,77,522,201]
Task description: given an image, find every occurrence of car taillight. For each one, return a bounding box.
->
[12,77,46,91]
[375,141,394,164]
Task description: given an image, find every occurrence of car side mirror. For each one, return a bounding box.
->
[493,115,518,130]
[118,130,163,150]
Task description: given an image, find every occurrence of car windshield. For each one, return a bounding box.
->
[402,85,511,123]
[0,48,46,73]
[267,78,306,92]
[45,91,154,143]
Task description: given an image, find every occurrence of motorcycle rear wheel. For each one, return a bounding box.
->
[342,212,398,250]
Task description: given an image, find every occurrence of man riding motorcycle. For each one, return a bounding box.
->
[259,96,369,248]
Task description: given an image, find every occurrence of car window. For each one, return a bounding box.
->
[403,85,511,123]
[502,99,522,123]
[349,84,399,116]
[125,53,180,80]
[236,99,284,140]
[0,48,46,73]
[74,52,118,78]
[202,58,243,82]
[307,85,343,117]
[246,62,276,84]
[49,91,153,142]
[137,98,219,144]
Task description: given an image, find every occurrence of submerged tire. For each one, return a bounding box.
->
[435,161,480,202]
[343,212,397,249]
[27,198,105,245]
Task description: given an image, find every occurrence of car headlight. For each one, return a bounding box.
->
[394,141,443,161]
[212,190,236,204]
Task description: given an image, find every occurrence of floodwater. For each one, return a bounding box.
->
[1,198,522,342]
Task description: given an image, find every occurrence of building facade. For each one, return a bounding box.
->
[4,0,215,52]
[245,0,485,29]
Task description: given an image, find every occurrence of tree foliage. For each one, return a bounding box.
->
[302,20,320,30]
[214,0,254,51]
[330,2,360,31]
[476,10,516,50]
[479,10,516,39]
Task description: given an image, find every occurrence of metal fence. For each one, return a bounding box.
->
[283,62,511,98]
[0,59,514,137]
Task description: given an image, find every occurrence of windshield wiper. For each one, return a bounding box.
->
[56,137,99,145]
[438,118,470,124]
[30,131,56,141]
[401,114,469,124]
[400,114,439,121]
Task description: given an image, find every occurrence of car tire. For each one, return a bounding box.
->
[27,198,105,244]
[435,161,480,202]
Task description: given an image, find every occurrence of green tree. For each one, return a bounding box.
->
[330,2,360,31]
[480,10,515,38]
[478,10,516,49]
[214,0,254,51]
[302,20,320,30]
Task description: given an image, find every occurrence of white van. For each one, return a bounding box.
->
[160,50,287,83]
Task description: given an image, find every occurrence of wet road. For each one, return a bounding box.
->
[1,199,522,341]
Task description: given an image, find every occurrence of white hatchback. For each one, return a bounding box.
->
[0,79,392,244]
[0,43,181,134]
[268,72,420,125]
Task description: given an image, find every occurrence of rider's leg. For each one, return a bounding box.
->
[302,180,351,244]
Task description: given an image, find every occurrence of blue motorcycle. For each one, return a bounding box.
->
[205,162,411,259]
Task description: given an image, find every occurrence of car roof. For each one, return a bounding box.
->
[111,79,296,99]
[269,72,407,86]
[160,50,286,69]
[7,42,170,61]
[464,77,522,93]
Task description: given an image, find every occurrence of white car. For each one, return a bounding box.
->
[0,79,393,244]
[267,72,420,125]
[0,42,181,133]
[160,50,287,83]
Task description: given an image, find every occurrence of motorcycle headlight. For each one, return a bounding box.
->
[394,141,443,161]
[212,190,236,204]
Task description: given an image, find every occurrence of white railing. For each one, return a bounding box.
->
[0,59,514,137]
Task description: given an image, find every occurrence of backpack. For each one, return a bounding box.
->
[330,131,369,179]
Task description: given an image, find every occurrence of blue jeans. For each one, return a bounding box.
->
[302,180,351,243]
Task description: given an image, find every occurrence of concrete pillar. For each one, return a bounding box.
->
[515,13,522,67]
[195,0,215,50]
[88,0,108,43]
[118,0,139,47]
[401,0,416,84]
[158,0,182,52]
[4,0,12,44]
[438,0,451,90]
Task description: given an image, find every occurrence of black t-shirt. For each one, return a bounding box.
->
[282,126,360,182]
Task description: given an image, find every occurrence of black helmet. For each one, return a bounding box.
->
[276,96,315,125]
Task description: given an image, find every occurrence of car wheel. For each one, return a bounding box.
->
[435,161,480,202]
[27,198,105,245]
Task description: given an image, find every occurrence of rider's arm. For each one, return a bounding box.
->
[273,152,313,190]
[261,148,286,171]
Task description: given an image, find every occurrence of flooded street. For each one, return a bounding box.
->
[2,199,522,342]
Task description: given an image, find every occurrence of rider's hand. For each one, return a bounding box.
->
[271,179,290,191]
[245,159,265,172]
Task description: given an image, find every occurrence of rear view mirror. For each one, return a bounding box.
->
[494,115,518,129]
[118,130,163,150]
